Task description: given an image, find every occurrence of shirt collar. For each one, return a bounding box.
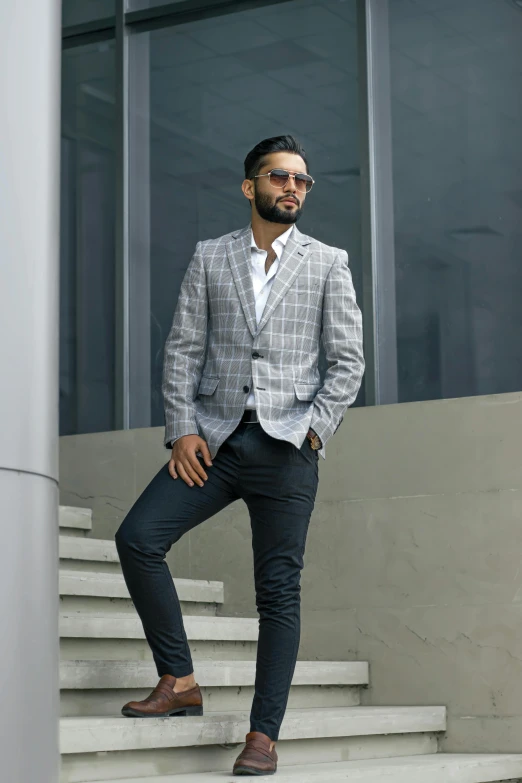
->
[250,223,294,253]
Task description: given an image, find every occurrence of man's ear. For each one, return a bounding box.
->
[242,178,254,203]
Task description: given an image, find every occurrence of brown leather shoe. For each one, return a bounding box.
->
[233,731,277,776]
[121,674,203,718]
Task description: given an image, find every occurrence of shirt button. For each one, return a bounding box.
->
[252,351,260,359]
[243,385,249,393]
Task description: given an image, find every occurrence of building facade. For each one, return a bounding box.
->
[60,0,522,437]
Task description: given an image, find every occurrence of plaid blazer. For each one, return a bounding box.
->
[162,223,365,460]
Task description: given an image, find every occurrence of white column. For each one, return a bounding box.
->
[0,2,61,781]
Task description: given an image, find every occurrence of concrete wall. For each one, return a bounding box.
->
[59,391,522,752]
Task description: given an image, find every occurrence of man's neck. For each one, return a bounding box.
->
[251,214,294,251]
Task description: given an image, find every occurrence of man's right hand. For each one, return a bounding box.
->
[168,435,213,487]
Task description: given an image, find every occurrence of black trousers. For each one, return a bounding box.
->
[115,419,319,740]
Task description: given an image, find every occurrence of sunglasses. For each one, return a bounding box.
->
[253,168,315,194]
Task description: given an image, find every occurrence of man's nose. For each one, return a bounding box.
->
[283,175,297,193]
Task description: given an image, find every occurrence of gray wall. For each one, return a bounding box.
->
[60,390,522,752]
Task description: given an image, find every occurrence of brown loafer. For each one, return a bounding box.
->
[233,731,277,776]
[121,674,203,718]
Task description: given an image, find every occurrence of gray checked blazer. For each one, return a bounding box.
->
[162,223,365,460]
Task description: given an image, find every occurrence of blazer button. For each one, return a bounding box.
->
[243,385,249,393]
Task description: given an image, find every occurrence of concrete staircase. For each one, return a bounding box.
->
[58,505,522,782]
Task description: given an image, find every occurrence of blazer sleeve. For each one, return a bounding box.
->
[310,249,365,446]
[162,241,208,449]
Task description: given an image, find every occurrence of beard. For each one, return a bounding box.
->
[254,190,304,224]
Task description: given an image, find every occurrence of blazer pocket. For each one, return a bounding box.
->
[197,375,220,396]
[294,382,321,401]
[289,281,321,300]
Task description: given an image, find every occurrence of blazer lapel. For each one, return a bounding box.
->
[226,223,312,338]
[226,225,258,339]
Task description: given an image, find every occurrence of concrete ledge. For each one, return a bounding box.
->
[78,753,522,782]
[59,612,259,641]
[60,706,446,754]
[59,506,92,531]
[59,570,224,605]
[59,659,369,689]
[59,535,119,563]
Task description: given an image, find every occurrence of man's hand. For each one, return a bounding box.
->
[168,435,213,487]
[307,428,322,448]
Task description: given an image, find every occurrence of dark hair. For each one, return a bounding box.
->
[244,135,309,180]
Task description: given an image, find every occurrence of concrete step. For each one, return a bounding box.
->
[60,705,446,754]
[59,611,260,663]
[60,707,446,783]
[78,753,522,783]
[59,595,218,617]
[60,637,258,663]
[60,659,369,716]
[59,569,224,605]
[59,568,222,617]
[59,535,120,572]
[60,706,442,781]
[59,506,92,537]
[60,612,258,641]
[60,659,369,689]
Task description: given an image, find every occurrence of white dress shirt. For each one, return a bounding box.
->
[245,224,294,410]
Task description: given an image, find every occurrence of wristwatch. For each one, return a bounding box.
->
[306,428,322,450]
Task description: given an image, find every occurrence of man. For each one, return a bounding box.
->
[115,135,365,776]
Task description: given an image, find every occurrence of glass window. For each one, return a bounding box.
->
[60,42,117,435]
[390,0,522,402]
[128,0,363,427]
[62,0,115,27]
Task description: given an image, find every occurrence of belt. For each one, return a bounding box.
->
[241,409,259,423]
